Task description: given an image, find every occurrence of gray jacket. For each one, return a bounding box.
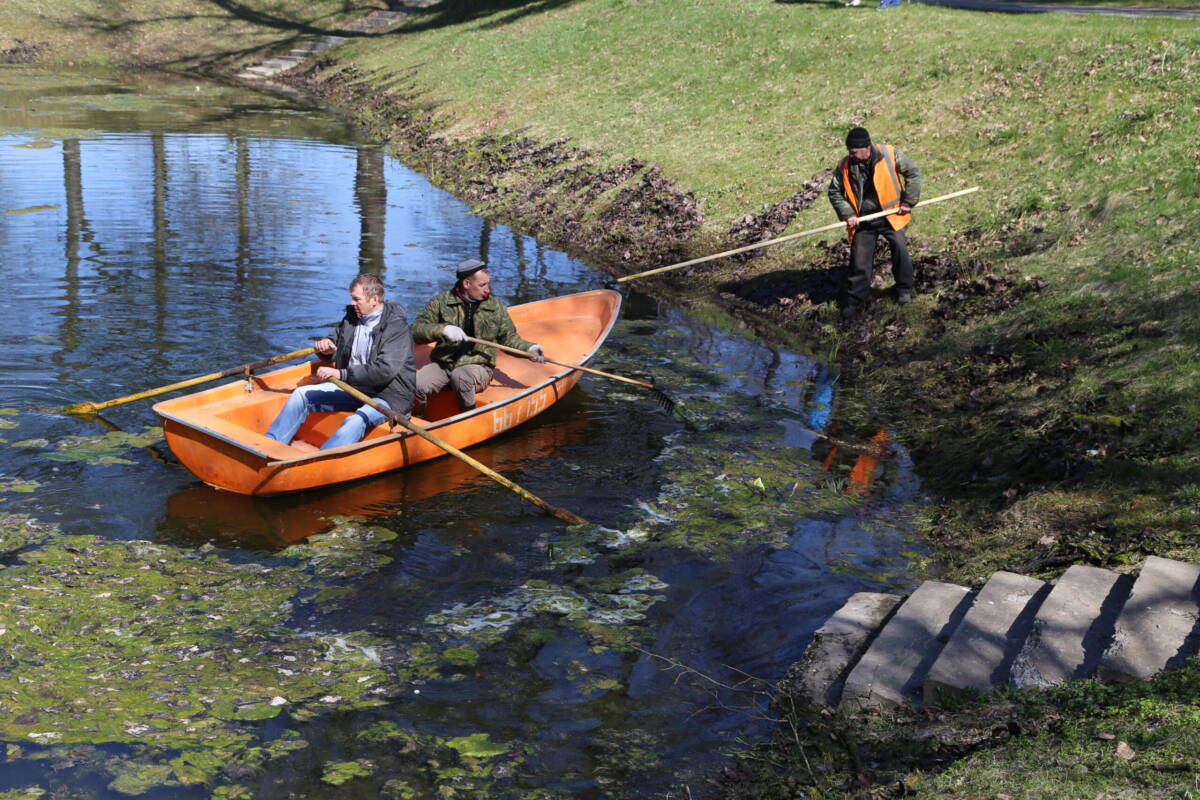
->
[328,300,416,419]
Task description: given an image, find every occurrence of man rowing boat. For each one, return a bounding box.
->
[264,273,416,448]
[411,259,545,413]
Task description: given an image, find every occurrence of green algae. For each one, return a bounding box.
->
[381,779,417,799]
[45,428,162,466]
[10,138,54,149]
[425,571,667,642]
[11,439,49,449]
[0,514,420,794]
[280,515,397,579]
[363,727,526,796]
[442,647,479,668]
[3,205,58,215]
[321,759,375,785]
[34,94,180,113]
[0,513,50,554]
[0,477,40,494]
[0,127,103,140]
[357,720,407,744]
[446,733,508,759]
[105,761,174,796]
[0,788,47,800]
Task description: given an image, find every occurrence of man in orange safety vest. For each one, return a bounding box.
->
[827,127,922,320]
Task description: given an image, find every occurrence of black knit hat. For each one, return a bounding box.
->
[845,127,872,148]
[454,258,488,280]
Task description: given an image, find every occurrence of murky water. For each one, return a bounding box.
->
[0,67,924,798]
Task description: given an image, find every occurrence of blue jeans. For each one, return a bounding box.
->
[264,382,390,450]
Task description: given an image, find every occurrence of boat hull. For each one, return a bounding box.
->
[154,290,620,496]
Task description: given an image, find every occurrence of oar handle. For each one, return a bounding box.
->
[329,378,588,526]
[463,336,656,391]
[617,186,981,283]
[64,347,318,415]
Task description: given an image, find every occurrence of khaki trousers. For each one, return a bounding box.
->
[415,363,493,411]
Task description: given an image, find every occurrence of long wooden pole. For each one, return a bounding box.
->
[64,347,318,415]
[329,378,588,526]
[463,336,656,392]
[617,186,980,284]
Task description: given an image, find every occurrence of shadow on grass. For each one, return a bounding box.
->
[400,0,584,32]
[72,0,389,40]
[721,267,845,309]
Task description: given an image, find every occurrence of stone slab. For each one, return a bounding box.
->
[1009,564,1128,688]
[839,581,971,710]
[786,592,902,707]
[924,571,1048,705]
[1098,556,1200,682]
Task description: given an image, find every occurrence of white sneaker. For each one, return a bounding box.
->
[846,0,861,5]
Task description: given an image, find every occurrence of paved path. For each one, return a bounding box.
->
[237,8,415,81]
[917,0,1200,18]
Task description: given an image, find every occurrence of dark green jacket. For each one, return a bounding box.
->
[411,289,533,371]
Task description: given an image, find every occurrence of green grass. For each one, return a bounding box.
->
[919,665,1200,798]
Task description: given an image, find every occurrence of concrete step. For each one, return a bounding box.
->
[788,592,901,707]
[1098,556,1200,682]
[1009,564,1131,688]
[839,580,972,710]
[924,571,1048,705]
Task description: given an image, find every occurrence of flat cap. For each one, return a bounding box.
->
[454,258,487,280]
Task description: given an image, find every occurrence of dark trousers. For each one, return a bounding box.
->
[846,222,912,306]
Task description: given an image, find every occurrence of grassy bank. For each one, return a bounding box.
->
[6,0,1200,797]
[338,2,1200,576]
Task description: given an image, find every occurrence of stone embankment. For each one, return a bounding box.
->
[792,556,1200,709]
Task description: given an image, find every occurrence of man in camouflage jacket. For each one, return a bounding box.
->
[411,259,545,412]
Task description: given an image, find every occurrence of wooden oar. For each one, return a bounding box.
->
[617,186,981,284]
[329,378,588,526]
[63,347,318,415]
[463,335,679,412]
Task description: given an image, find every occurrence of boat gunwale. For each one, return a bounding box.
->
[153,289,622,469]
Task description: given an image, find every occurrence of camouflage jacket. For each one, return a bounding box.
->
[411,289,534,370]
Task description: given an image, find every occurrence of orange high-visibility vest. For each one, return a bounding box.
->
[839,144,911,239]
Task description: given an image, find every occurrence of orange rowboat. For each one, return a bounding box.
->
[153,289,621,496]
